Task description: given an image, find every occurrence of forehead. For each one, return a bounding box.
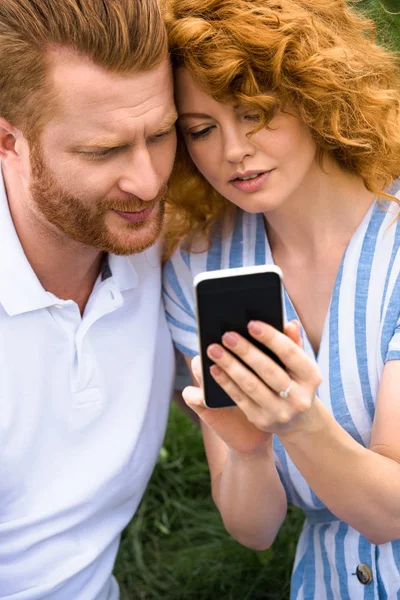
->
[175,68,212,108]
[45,51,175,140]
[175,68,231,117]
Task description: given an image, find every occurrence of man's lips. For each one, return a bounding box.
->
[113,205,155,223]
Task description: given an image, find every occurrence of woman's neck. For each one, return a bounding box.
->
[264,160,376,262]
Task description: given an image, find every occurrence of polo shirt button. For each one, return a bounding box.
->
[356,564,373,585]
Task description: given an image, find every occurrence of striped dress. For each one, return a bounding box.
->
[163,181,400,600]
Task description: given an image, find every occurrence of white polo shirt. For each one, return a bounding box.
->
[0,174,175,599]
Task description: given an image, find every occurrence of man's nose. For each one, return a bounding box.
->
[118,147,161,201]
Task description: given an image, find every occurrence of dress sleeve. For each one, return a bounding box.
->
[386,315,400,362]
[163,248,200,359]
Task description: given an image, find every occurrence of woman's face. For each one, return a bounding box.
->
[175,68,320,214]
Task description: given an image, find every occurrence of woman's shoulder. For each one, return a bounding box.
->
[388,178,400,199]
[165,209,268,282]
[363,180,400,319]
[366,180,400,252]
[382,179,400,250]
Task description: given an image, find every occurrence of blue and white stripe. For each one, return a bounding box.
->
[163,183,400,599]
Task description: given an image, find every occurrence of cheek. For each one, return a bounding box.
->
[284,137,317,175]
[187,143,219,181]
[159,135,178,178]
[21,154,32,182]
[59,160,114,195]
[15,140,35,187]
[45,169,101,206]
[267,129,316,170]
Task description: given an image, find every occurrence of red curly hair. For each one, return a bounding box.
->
[163,0,400,258]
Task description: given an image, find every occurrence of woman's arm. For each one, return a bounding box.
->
[199,417,287,550]
[279,359,400,546]
[207,321,400,545]
[182,326,302,551]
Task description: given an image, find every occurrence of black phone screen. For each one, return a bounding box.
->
[196,270,284,409]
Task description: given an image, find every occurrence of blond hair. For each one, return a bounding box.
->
[163,0,400,258]
[0,0,167,135]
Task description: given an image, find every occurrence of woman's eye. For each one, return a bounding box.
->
[189,126,215,140]
[244,113,261,122]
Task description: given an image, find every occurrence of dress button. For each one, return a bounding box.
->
[356,564,373,585]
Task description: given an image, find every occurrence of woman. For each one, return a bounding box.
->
[162,0,400,597]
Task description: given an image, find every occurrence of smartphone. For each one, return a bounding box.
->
[194,265,284,409]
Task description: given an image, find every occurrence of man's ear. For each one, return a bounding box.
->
[0,118,23,163]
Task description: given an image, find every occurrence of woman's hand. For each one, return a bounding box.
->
[183,321,304,455]
[204,320,322,437]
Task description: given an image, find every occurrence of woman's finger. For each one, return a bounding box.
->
[218,333,293,395]
[182,385,207,412]
[209,365,263,417]
[209,366,289,431]
[248,321,321,384]
[207,342,294,406]
[284,320,302,347]
[191,355,203,386]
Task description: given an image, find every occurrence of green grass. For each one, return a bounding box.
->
[114,4,399,598]
[357,0,400,47]
[114,404,304,599]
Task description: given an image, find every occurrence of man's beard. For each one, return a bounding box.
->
[29,145,167,256]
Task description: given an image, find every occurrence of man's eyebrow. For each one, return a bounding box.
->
[76,136,126,149]
[153,112,178,134]
[75,112,179,149]
[178,112,213,120]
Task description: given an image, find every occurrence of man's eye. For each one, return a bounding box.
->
[82,148,114,159]
[151,127,176,141]
[189,126,215,141]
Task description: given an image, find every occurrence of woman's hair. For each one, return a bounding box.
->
[163,0,400,258]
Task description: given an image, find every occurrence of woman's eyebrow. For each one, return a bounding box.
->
[179,112,213,120]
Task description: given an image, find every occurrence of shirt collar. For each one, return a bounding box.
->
[101,255,112,282]
[107,252,139,292]
[0,169,138,316]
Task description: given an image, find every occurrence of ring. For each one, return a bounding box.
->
[279,380,293,399]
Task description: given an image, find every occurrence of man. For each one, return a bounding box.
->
[0,1,177,598]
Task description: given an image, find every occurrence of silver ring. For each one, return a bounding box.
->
[279,380,293,399]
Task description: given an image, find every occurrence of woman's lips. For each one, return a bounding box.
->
[230,170,273,193]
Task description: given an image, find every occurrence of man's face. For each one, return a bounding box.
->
[26,52,177,255]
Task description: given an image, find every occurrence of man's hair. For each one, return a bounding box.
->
[0,0,168,135]
[163,0,400,258]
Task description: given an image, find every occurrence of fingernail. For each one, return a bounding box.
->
[222,332,239,347]
[248,321,264,335]
[210,365,222,377]
[208,344,223,359]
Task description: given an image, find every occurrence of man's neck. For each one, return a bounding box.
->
[3,164,103,314]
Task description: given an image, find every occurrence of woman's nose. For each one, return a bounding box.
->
[223,130,256,164]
